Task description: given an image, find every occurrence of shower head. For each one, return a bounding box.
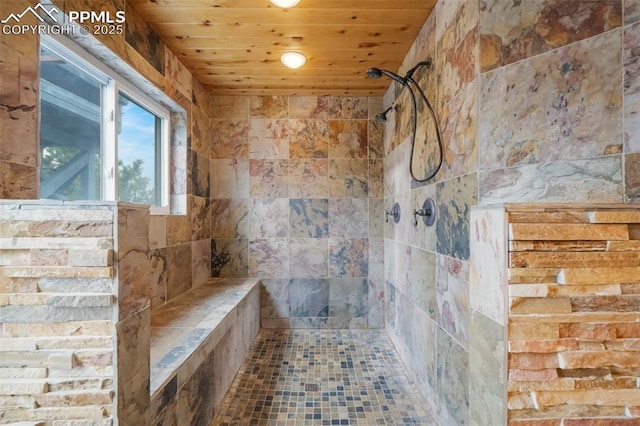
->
[366,67,407,85]
[375,105,396,124]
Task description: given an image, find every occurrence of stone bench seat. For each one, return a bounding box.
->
[149,278,260,425]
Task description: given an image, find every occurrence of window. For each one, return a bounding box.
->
[39,36,170,210]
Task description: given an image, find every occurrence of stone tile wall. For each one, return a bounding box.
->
[0,202,151,425]
[384,0,640,424]
[383,1,478,424]
[0,201,143,425]
[209,95,384,329]
[506,206,640,424]
[470,204,640,424]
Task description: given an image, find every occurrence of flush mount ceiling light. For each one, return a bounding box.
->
[269,0,300,8]
[280,51,307,69]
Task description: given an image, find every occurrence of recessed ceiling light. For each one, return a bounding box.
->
[270,0,300,8]
[280,51,307,69]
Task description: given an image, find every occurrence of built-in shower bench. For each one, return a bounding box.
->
[149,278,261,425]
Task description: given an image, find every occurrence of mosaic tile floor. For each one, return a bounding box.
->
[212,329,438,425]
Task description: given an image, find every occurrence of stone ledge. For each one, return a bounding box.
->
[149,278,260,398]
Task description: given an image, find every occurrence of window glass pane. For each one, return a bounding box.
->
[39,45,102,200]
[117,93,161,205]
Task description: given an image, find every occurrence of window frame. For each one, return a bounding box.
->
[40,34,171,214]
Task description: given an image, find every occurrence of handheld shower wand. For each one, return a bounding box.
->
[366,61,443,183]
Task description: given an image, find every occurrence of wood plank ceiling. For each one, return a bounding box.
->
[128,0,436,95]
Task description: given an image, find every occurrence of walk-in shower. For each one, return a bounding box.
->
[367,60,444,183]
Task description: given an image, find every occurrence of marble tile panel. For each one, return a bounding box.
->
[149,247,167,310]
[369,198,384,239]
[393,242,411,296]
[369,159,384,199]
[249,198,289,238]
[117,208,150,321]
[384,138,412,197]
[0,44,38,163]
[0,161,37,199]
[289,96,340,119]
[625,21,640,153]
[328,159,369,198]
[149,215,166,250]
[437,80,478,181]
[176,349,216,426]
[626,153,640,201]
[329,238,369,278]
[368,119,384,159]
[191,239,211,287]
[211,119,249,159]
[479,30,622,170]
[189,195,210,241]
[260,278,290,319]
[0,5,38,58]
[249,96,288,118]
[192,79,210,113]
[289,278,329,317]
[328,198,369,238]
[190,100,209,157]
[329,278,368,318]
[469,207,507,325]
[469,311,506,426]
[288,159,329,198]
[410,183,437,251]
[328,120,368,159]
[368,238,384,280]
[437,328,470,426]
[393,191,412,244]
[627,0,640,24]
[436,0,479,108]
[393,290,438,403]
[436,173,477,260]
[119,353,151,424]
[480,0,622,72]
[166,215,190,245]
[210,159,249,199]
[289,198,328,238]
[124,2,164,74]
[368,96,383,121]
[289,119,330,159]
[164,47,193,99]
[391,91,413,152]
[409,247,437,320]
[384,239,396,286]
[289,238,328,278]
[249,119,289,159]
[210,96,248,120]
[367,278,384,329]
[338,97,368,119]
[210,199,249,239]
[249,159,288,198]
[170,114,188,197]
[117,307,150,425]
[211,239,248,278]
[118,307,150,385]
[288,317,329,328]
[249,238,288,278]
[385,280,396,329]
[479,156,623,204]
[166,243,192,301]
[436,255,470,348]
